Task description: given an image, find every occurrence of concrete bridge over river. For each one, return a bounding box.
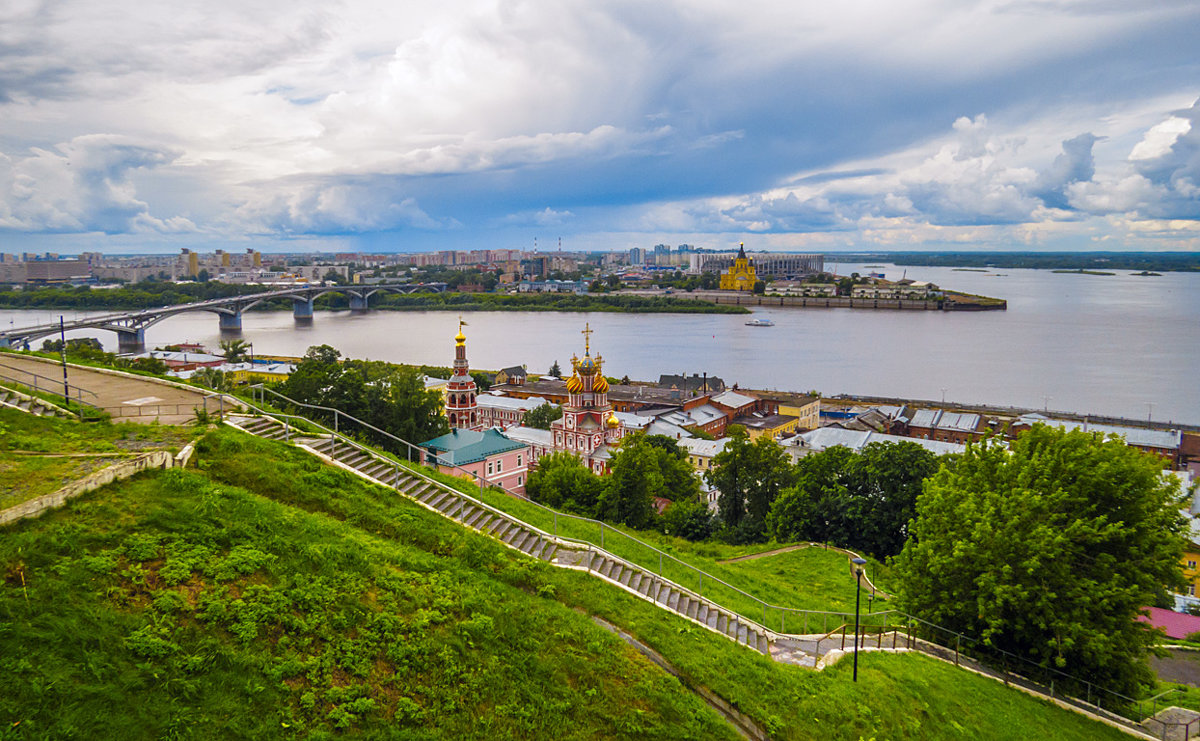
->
[0,282,446,352]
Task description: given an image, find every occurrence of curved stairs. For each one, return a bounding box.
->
[224,414,814,667]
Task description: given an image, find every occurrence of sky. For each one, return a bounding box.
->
[1,0,1198,255]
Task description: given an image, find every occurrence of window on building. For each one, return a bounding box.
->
[496,460,502,473]
[517,475,523,486]
[487,461,494,475]
[1189,560,1197,570]
[517,454,522,466]
[1190,585,1197,596]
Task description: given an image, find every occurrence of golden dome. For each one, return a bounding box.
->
[455,318,466,346]
[578,355,597,374]
[593,374,610,393]
[606,411,620,429]
[566,373,584,393]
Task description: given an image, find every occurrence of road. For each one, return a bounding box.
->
[0,353,218,425]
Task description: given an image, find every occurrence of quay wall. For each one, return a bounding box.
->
[627,291,1006,311]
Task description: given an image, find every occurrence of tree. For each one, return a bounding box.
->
[598,437,664,529]
[707,430,796,542]
[767,445,857,547]
[523,403,563,430]
[219,338,251,364]
[526,452,604,514]
[190,367,229,392]
[894,425,1187,697]
[767,441,939,558]
[548,360,562,378]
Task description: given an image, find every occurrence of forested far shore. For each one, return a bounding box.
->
[835,251,1200,272]
[0,282,749,315]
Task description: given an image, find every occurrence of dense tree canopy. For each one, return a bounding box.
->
[708,430,796,542]
[894,425,1187,697]
[768,442,940,557]
[523,403,563,430]
[525,434,702,532]
[278,345,448,457]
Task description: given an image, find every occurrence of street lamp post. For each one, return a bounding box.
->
[851,556,867,682]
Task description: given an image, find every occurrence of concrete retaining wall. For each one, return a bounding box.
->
[0,450,174,526]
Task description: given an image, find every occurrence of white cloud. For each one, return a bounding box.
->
[0,135,194,233]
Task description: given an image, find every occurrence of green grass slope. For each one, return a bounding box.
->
[1,425,1134,740]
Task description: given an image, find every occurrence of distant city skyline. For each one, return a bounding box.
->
[1,1,1198,255]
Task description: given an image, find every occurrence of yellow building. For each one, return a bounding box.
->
[1183,545,1200,597]
[719,243,757,291]
[780,397,821,431]
[734,413,799,441]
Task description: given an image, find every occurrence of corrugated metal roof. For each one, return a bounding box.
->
[476,394,548,412]
[909,409,941,428]
[679,438,731,458]
[1018,415,1182,450]
[713,390,757,409]
[790,427,965,456]
[504,425,554,448]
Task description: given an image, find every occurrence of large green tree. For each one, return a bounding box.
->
[894,425,1187,697]
[768,441,939,558]
[708,430,796,542]
[526,452,605,515]
[523,403,563,430]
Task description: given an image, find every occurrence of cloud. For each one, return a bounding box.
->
[497,207,575,227]
[1032,133,1099,209]
[235,177,446,235]
[0,134,194,233]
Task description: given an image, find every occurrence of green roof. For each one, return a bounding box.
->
[420,428,527,466]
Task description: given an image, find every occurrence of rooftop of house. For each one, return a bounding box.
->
[733,413,798,431]
[1017,414,1183,450]
[498,365,526,377]
[788,427,966,456]
[1137,606,1200,640]
[476,393,548,411]
[503,425,554,448]
[679,437,731,458]
[420,428,527,466]
[712,390,758,410]
[909,409,982,432]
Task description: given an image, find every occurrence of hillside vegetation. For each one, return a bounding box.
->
[0,424,1134,739]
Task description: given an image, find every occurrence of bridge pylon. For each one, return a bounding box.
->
[293,297,314,322]
[116,327,146,354]
[218,312,243,333]
[348,291,370,313]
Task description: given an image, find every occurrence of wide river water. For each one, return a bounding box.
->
[3,263,1198,424]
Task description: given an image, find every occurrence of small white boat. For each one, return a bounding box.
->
[745,318,775,327]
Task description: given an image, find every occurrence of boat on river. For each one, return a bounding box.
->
[745,318,775,327]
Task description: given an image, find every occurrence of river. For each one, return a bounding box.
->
[3,263,1198,425]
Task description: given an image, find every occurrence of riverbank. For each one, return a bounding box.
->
[0,287,750,315]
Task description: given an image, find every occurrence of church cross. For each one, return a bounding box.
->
[581,323,593,354]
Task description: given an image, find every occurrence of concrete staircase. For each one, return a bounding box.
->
[0,386,72,418]
[224,415,812,665]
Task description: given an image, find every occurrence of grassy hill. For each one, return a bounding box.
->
[0,420,1136,739]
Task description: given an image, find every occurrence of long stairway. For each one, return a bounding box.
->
[224,415,813,666]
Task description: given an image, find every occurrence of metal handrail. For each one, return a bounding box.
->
[225,385,1165,724]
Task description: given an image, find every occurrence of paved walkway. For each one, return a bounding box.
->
[0,354,215,425]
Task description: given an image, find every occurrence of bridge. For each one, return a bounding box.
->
[0,282,447,352]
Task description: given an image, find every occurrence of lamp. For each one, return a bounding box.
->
[851,556,867,682]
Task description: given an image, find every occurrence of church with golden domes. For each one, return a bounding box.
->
[549,324,626,473]
[719,242,757,291]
